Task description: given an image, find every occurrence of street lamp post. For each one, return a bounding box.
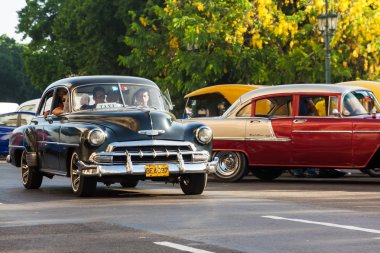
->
[317,0,338,84]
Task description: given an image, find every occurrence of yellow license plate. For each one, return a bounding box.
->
[145,164,169,177]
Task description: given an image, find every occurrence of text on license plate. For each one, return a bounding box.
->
[145,164,169,177]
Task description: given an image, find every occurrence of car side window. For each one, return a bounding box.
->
[236,102,252,117]
[299,96,338,117]
[0,113,18,127]
[38,91,54,116]
[20,114,34,126]
[254,96,292,117]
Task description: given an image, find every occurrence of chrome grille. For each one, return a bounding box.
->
[112,145,192,153]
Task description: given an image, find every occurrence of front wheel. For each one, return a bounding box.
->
[251,167,283,181]
[180,173,207,195]
[213,151,247,182]
[70,152,97,197]
[21,150,43,189]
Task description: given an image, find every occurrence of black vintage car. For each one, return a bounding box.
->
[7,76,217,196]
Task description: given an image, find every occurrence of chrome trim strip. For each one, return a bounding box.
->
[213,137,245,141]
[353,130,380,134]
[292,130,352,133]
[37,141,80,147]
[138,129,165,136]
[214,137,291,142]
[8,145,24,148]
[245,137,291,142]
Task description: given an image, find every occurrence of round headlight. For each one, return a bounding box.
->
[87,129,106,146]
[195,126,212,144]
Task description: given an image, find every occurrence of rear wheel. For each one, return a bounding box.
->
[70,152,97,197]
[120,178,139,188]
[21,150,43,189]
[180,173,207,195]
[365,168,380,177]
[213,151,247,182]
[251,167,283,181]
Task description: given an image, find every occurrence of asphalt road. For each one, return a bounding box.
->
[1,161,380,253]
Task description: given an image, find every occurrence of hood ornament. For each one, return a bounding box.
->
[138,129,165,136]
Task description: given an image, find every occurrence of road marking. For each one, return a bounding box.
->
[263,215,380,234]
[154,241,214,253]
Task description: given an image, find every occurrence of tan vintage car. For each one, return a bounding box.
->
[186,84,380,182]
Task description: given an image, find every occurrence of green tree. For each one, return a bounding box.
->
[17,0,139,90]
[0,35,40,103]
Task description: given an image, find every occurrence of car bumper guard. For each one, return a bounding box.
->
[77,150,218,177]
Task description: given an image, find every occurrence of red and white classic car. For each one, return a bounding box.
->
[188,84,380,182]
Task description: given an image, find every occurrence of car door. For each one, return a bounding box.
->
[244,95,293,165]
[43,87,70,174]
[291,95,353,166]
[0,113,18,155]
[33,89,63,172]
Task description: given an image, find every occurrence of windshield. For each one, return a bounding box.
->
[342,90,380,116]
[72,83,166,111]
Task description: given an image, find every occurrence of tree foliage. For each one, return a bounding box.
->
[17,0,134,90]
[16,0,380,98]
[0,35,40,103]
[120,0,380,94]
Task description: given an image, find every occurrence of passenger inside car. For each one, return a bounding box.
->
[299,97,319,116]
[106,90,122,103]
[133,88,150,106]
[80,94,90,108]
[51,88,67,115]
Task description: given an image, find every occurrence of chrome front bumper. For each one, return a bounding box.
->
[77,140,217,177]
[78,157,218,177]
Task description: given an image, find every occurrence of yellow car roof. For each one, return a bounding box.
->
[184,84,264,104]
[335,81,380,100]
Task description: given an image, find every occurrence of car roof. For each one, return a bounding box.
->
[184,84,264,104]
[0,102,19,114]
[240,83,370,102]
[45,75,159,91]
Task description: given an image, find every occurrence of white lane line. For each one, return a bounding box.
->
[154,241,214,253]
[263,215,380,234]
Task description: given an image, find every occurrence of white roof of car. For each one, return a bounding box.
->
[240,84,370,103]
[0,102,19,114]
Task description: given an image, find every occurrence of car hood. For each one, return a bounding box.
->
[67,109,185,141]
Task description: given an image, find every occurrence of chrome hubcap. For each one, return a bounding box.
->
[71,153,80,191]
[21,152,29,184]
[216,152,240,177]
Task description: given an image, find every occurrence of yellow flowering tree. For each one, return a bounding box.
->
[119,0,380,93]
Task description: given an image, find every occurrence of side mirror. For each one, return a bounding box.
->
[332,109,343,118]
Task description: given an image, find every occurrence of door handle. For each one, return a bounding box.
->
[250,120,261,123]
[31,119,38,125]
[293,119,307,123]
